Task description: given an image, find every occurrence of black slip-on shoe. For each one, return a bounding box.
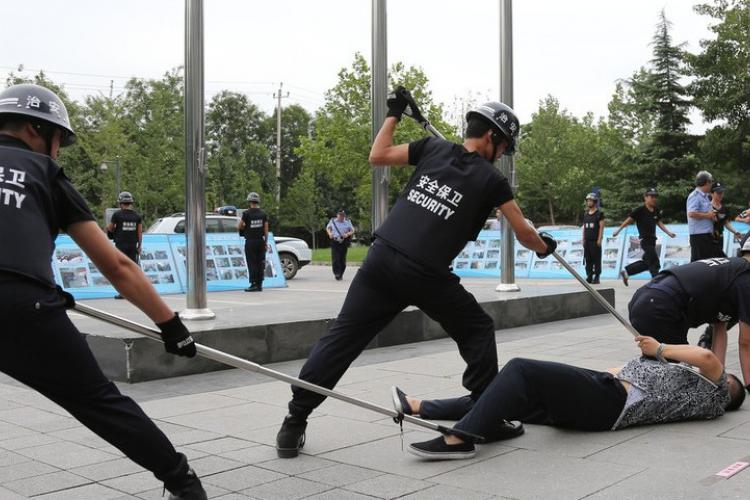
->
[486,420,525,442]
[391,386,412,417]
[592,276,600,284]
[619,270,629,287]
[408,436,476,460]
[276,415,307,458]
[167,469,207,500]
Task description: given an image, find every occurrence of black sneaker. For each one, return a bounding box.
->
[698,328,713,349]
[245,286,260,292]
[167,469,207,500]
[276,415,307,458]
[592,276,600,284]
[586,276,593,284]
[619,270,629,287]
[391,386,412,417]
[408,436,476,460]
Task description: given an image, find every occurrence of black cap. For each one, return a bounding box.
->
[337,209,346,215]
[645,188,658,196]
[711,182,725,193]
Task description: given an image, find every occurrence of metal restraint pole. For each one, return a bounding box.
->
[182,0,215,320]
[496,0,520,292]
[371,0,389,233]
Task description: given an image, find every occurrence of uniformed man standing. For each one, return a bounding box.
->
[612,188,675,286]
[326,209,355,280]
[106,191,142,298]
[0,84,206,499]
[238,192,268,292]
[627,245,750,394]
[274,88,557,458]
[581,192,604,284]
[687,170,718,261]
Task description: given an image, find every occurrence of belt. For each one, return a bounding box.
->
[645,275,688,301]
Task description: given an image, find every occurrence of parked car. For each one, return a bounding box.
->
[146,214,312,279]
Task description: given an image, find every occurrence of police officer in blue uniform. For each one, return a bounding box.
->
[0,84,206,499]
[238,192,268,292]
[274,88,558,458]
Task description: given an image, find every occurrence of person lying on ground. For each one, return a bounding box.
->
[392,336,745,460]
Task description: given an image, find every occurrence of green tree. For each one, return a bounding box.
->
[282,167,326,248]
[267,104,312,198]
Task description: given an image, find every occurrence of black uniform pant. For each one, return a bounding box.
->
[289,240,499,418]
[115,242,139,264]
[690,233,719,261]
[583,240,601,278]
[330,239,349,278]
[439,359,627,441]
[0,280,181,482]
[244,239,265,287]
[628,277,690,345]
[624,240,660,277]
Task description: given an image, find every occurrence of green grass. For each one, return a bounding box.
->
[312,245,370,264]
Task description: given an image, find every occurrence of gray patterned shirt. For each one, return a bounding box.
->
[612,357,729,430]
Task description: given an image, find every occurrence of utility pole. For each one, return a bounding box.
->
[273,82,289,205]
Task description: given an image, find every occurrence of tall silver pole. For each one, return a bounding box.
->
[371,0,389,232]
[496,0,520,292]
[182,0,214,320]
[276,83,283,205]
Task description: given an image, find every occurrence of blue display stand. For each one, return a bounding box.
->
[54,232,287,299]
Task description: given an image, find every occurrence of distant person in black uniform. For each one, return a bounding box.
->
[274,88,557,458]
[0,84,206,499]
[106,191,142,299]
[581,192,604,284]
[238,191,268,292]
[612,188,675,286]
[627,251,750,394]
[326,209,355,280]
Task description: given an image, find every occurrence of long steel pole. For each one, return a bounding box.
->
[497,0,520,292]
[371,0,389,232]
[183,0,214,320]
[73,302,484,443]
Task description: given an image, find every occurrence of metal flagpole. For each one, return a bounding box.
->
[182,0,214,320]
[371,0,389,233]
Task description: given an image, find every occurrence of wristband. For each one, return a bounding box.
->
[655,343,666,363]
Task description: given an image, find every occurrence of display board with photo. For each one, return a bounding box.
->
[168,232,286,291]
[450,231,534,278]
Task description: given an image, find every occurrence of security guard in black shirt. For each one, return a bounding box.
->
[274,89,557,458]
[581,192,604,284]
[0,84,206,499]
[628,250,750,393]
[238,191,269,292]
[107,191,142,298]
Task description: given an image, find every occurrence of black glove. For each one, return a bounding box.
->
[536,231,558,259]
[746,384,750,395]
[238,229,244,238]
[401,90,427,125]
[156,313,197,358]
[386,86,409,120]
[107,230,114,240]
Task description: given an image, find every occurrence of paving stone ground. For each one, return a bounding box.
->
[1,268,748,499]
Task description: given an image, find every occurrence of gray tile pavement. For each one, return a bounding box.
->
[0,273,748,498]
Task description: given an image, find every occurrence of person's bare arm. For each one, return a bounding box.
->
[711,322,728,365]
[688,210,717,221]
[500,200,547,254]
[137,223,143,251]
[612,217,634,237]
[597,218,605,246]
[656,220,676,238]
[67,221,174,323]
[636,335,723,382]
[264,221,270,251]
[739,321,750,386]
[369,116,410,167]
[724,220,742,240]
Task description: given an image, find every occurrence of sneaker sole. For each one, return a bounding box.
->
[407,445,476,460]
[391,386,407,417]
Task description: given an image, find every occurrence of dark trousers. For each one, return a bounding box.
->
[115,242,139,264]
[624,240,660,277]
[289,240,499,418]
[244,239,265,287]
[583,240,601,279]
[690,233,720,261]
[330,240,349,278]
[441,358,627,441]
[628,281,690,345]
[0,280,181,482]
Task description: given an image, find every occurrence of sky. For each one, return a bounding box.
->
[2,0,717,131]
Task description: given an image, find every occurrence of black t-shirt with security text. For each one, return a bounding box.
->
[111,209,141,246]
[374,137,513,270]
[242,207,267,241]
[630,205,661,243]
[583,209,604,241]
[0,134,94,286]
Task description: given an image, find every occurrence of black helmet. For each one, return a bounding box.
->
[695,170,713,187]
[585,192,598,201]
[0,83,76,147]
[247,192,260,203]
[118,191,134,204]
[645,187,658,197]
[465,102,520,155]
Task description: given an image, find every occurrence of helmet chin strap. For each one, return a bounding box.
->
[33,123,56,156]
